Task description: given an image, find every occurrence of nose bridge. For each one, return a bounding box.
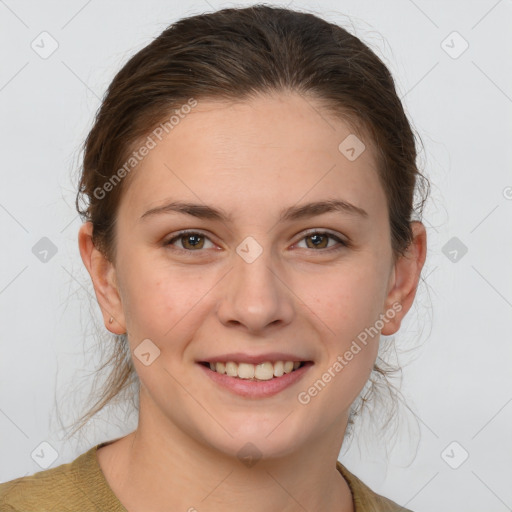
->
[217,236,294,331]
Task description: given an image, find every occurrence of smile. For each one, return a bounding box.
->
[197,360,314,398]
[200,360,304,381]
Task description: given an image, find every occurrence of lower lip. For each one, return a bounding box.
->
[197,362,313,399]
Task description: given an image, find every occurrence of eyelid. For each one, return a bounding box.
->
[298,227,346,241]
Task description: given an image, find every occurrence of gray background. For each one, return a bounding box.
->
[1,1,511,510]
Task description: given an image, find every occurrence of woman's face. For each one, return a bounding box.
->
[90,92,421,459]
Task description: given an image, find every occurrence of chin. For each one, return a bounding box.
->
[198,414,311,463]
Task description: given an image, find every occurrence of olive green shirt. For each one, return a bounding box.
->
[0,442,413,511]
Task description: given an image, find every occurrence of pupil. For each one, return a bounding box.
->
[310,234,326,248]
[187,235,201,246]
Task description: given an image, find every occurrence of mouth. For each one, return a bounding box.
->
[198,360,311,381]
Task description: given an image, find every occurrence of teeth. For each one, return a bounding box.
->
[284,361,294,373]
[273,361,284,377]
[254,362,274,380]
[238,363,255,379]
[225,361,238,377]
[208,360,303,380]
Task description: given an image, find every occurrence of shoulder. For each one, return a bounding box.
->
[0,457,83,512]
[0,444,125,512]
[337,461,414,512]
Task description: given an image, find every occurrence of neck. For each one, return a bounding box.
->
[97,396,354,512]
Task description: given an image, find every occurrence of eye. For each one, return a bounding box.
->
[164,230,215,252]
[295,230,347,251]
[164,229,348,255]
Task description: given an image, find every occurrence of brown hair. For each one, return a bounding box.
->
[69,4,430,440]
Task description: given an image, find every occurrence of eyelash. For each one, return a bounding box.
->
[164,229,348,256]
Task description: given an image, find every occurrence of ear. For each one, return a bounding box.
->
[78,222,126,334]
[381,221,427,335]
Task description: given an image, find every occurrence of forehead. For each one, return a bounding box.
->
[120,92,386,222]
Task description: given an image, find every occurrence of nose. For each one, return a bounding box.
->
[216,245,295,334]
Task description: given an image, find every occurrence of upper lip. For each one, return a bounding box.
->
[198,352,312,365]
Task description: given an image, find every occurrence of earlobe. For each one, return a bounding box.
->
[78,222,126,334]
[381,221,427,336]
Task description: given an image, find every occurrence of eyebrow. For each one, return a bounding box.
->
[140,199,369,223]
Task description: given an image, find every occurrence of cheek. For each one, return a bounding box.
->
[312,264,388,337]
[301,271,385,412]
[118,256,212,343]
